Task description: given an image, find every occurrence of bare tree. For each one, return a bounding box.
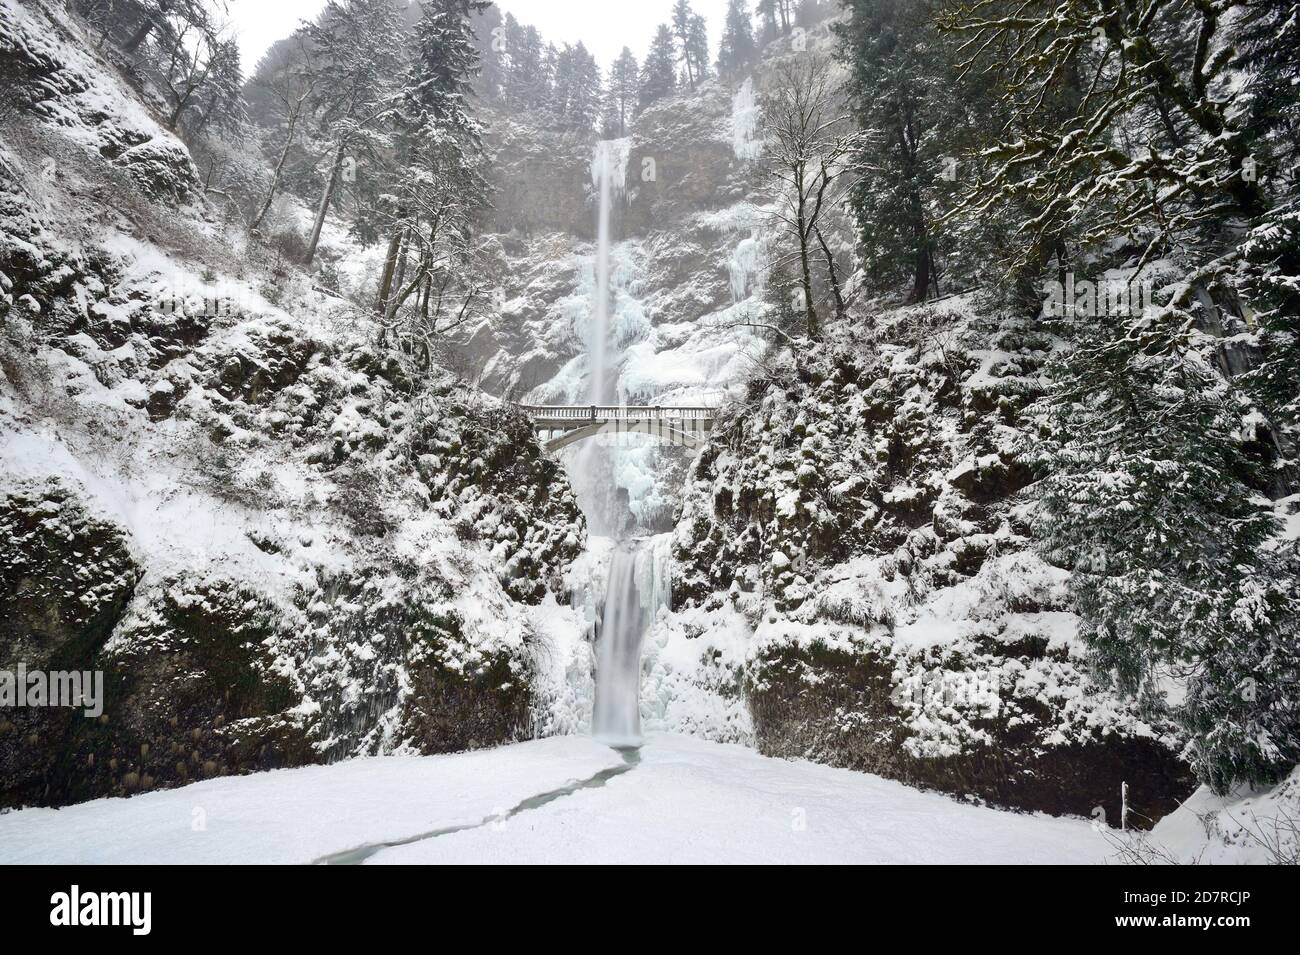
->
[298,0,405,267]
[156,22,218,131]
[376,170,490,369]
[248,39,317,233]
[120,0,223,55]
[761,53,859,338]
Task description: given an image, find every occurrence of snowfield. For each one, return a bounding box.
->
[0,734,1112,865]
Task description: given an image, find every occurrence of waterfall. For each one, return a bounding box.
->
[569,139,664,745]
[586,139,628,404]
[592,543,646,742]
[567,139,631,537]
[592,538,672,744]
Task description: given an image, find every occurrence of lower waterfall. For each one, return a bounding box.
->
[591,539,670,743]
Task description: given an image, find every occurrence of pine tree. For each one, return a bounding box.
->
[78,0,218,55]
[1032,309,1300,793]
[716,0,757,80]
[639,24,677,111]
[550,43,601,130]
[757,0,793,41]
[467,1,504,101]
[374,0,493,356]
[836,0,984,303]
[671,0,701,90]
[687,14,711,84]
[796,0,834,28]
[1234,2,1300,497]
[188,37,245,137]
[299,0,406,265]
[605,47,639,137]
[502,16,550,112]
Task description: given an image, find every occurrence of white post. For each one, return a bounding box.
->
[1121,781,1129,831]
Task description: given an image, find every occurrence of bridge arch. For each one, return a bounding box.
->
[544,419,709,453]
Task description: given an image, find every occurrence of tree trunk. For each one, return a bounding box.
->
[123,19,156,54]
[123,0,172,54]
[814,225,846,320]
[167,96,188,131]
[304,143,345,267]
[908,245,933,305]
[375,229,404,315]
[251,108,301,233]
[798,227,819,338]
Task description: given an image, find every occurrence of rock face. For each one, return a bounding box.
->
[0,480,140,806]
[668,305,1196,824]
[0,0,199,203]
[484,116,595,240]
[623,84,755,238]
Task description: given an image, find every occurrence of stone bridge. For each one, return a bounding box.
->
[517,405,716,453]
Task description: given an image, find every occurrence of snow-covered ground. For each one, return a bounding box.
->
[0,734,1111,864]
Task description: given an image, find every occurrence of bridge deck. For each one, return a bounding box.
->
[516,404,716,452]
[518,404,714,430]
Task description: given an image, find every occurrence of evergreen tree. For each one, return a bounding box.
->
[795,0,833,28]
[196,38,246,136]
[550,43,601,130]
[757,0,793,41]
[716,0,757,80]
[1032,310,1300,793]
[501,15,550,111]
[835,0,985,302]
[639,24,678,111]
[671,0,702,90]
[467,1,504,101]
[604,47,639,137]
[299,0,406,265]
[374,0,493,355]
[687,14,711,84]
[72,0,220,54]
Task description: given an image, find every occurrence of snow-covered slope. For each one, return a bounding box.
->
[1135,766,1300,864]
[0,0,586,809]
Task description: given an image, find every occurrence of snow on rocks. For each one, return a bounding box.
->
[0,0,199,203]
[0,29,588,807]
[667,302,1194,822]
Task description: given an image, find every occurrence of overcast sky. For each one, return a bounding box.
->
[226,0,733,72]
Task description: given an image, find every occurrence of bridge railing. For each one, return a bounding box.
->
[517,404,714,421]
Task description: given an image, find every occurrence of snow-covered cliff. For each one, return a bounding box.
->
[0,0,586,807]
